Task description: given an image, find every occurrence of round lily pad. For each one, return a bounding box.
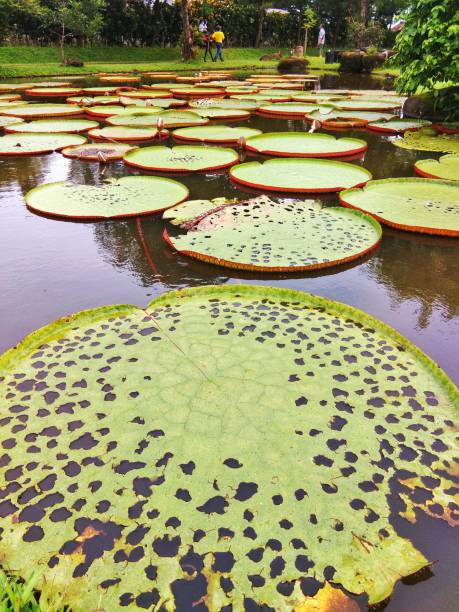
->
[331,99,401,111]
[25,87,82,97]
[230,158,372,193]
[258,103,318,117]
[67,96,120,106]
[0,116,24,129]
[0,83,35,91]
[163,197,229,225]
[82,86,120,95]
[414,154,459,181]
[165,196,381,271]
[0,284,457,610]
[1,104,84,119]
[5,119,99,134]
[245,132,367,158]
[191,107,250,120]
[0,94,22,101]
[0,133,86,156]
[115,90,170,99]
[306,108,396,127]
[0,101,30,110]
[367,119,432,134]
[170,87,224,97]
[189,98,260,111]
[84,105,127,118]
[108,110,208,129]
[231,94,291,103]
[173,125,262,144]
[88,126,165,142]
[25,176,188,219]
[392,129,459,153]
[131,97,186,109]
[124,145,239,172]
[61,142,137,162]
[340,178,459,236]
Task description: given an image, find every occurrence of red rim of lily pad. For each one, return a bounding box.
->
[431,123,459,135]
[25,88,83,97]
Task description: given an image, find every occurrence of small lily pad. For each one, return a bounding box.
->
[61,142,137,161]
[124,145,239,172]
[331,99,401,111]
[189,98,260,111]
[0,132,86,155]
[367,119,432,134]
[108,110,208,128]
[340,178,459,236]
[230,158,372,193]
[392,129,459,153]
[67,96,120,105]
[191,107,251,120]
[88,126,164,142]
[5,119,99,134]
[258,102,318,116]
[25,176,188,219]
[170,87,224,97]
[173,125,261,143]
[1,104,85,118]
[414,154,459,181]
[25,87,82,97]
[245,132,367,158]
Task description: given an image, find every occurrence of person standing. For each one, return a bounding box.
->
[212,26,225,62]
[199,20,213,62]
[317,23,326,57]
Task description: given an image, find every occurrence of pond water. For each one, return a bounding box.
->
[0,71,457,611]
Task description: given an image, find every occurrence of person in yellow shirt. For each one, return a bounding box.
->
[212,27,225,62]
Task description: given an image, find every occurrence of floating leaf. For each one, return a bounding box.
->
[84,105,133,118]
[340,178,459,236]
[173,125,261,144]
[432,122,459,135]
[164,196,381,271]
[191,107,251,120]
[306,108,396,127]
[367,119,431,134]
[108,110,208,128]
[0,94,22,101]
[5,119,98,134]
[24,176,188,219]
[61,142,137,162]
[88,126,165,142]
[163,197,232,225]
[170,87,224,97]
[245,132,367,158]
[258,102,319,117]
[331,99,401,111]
[25,88,82,97]
[0,116,24,129]
[0,284,457,610]
[231,94,291,103]
[127,98,186,109]
[82,86,120,95]
[392,129,459,153]
[414,154,459,181]
[67,96,120,106]
[0,133,86,155]
[230,158,372,193]
[116,90,170,99]
[124,145,239,172]
[189,98,260,111]
[1,104,84,118]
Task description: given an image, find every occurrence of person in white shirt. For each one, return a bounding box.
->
[198,19,208,34]
[317,24,326,57]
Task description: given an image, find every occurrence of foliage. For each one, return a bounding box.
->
[345,17,386,49]
[394,0,459,118]
[0,0,42,43]
[303,6,317,52]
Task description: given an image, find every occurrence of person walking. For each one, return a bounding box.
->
[212,26,225,62]
[317,23,326,58]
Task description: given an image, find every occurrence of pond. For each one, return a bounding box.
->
[0,71,457,611]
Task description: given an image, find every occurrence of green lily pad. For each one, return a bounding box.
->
[165,196,381,271]
[170,87,223,97]
[230,158,372,193]
[108,110,208,128]
[125,98,185,109]
[392,129,459,153]
[5,119,99,134]
[258,102,318,116]
[0,133,86,155]
[173,125,261,144]
[0,94,22,101]
[0,284,457,610]
[340,178,459,236]
[117,91,170,99]
[67,96,120,105]
[293,94,344,103]
[306,107,396,125]
[1,104,85,118]
[190,107,251,120]
[82,86,120,94]
[0,116,24,129]
[24,176,188,219]
[367,119,432,134]
[0,101,30,109]
[25,87,82,97]
[245,132,367,158]
[189,98,260,111]
[231,94,291,103]
[331,99,401,111]
[414,154,459,181]
[124,145,239,172]
[61,142,137,162]
[163,197,232,225]
[88,126,163,142]
[84,105,130,118]
[0,83,35,92]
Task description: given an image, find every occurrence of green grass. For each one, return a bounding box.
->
[0,570,68,612]
[0,46,339,78]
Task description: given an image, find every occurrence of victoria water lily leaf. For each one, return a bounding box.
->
[367,119,432,134]
[82,86,120,94]
[171,87,223,97]
[25,87,82,97]
[163,197,233,225]
[230,158,372,193]
[191,107,250,120]
[164,196,381,271]
[0,284,457,610]
[61,142,137,162]
[245,132,367,158]
[5,119,99,134]
[189,98,260,111]
[124,145,238,172]
[340,178,459,236]
[306,108,396,125]
[133,98,185,109]
[0,116,24,128]
[88,126,164,142]
[67,95,120,105]
[0,133,86,155]
[116,90,170,99]
[414,154,459,181]
[392,129,459,153]
[258,103,318,116]
[173,125,261,144]
[432,122,459,135]
[1,104,84,118]
[84,105,128,118]
[108,110,208,128]
[25,176,188,219]
[0,93,22,101]
[231,94,291,103]
[331,99,400,111]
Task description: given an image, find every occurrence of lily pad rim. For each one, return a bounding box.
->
[0,132,87,155]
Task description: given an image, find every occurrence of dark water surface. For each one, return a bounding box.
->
[0,72,458,611]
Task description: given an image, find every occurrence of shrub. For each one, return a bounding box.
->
[277,57,309,74]
[345,18,386,49]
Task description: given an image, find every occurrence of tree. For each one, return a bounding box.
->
[0,0,42,42]
[43,0,105,64]
[181,0,193,60]
[254,1,274,48]
[302,6,317,53]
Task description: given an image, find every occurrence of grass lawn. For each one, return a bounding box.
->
[0,46,339,78]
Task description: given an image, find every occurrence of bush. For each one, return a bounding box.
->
[277,57,309,74]
[339,51,386,73]
[63,57,84,67]
[345,18,386,49]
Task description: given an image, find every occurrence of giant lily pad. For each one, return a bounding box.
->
[165,196,381,271]
[25,87,82,97]
[109,110,209,129]
[306,107,396,127]
[82,86,120,95]
[67,96,120,106]
[245,132,367,158]
[170,87,223,97]
[5,119,99,134]
[0,94,22,101]
[0,284,457,610]
[124,145,239,172]
[88,126,165,142]
[173,125,261,144]
[340,178,459,236]
[230,158,372,193]
[163,197,230,225]
[1,104,85,118]
[61,142,137,162]
[189,98,260,111]
[24,176,188,219]
[258,102,318,117]
[231,94,291,103]
[432,122,459,135]
[414,154,459,181]
[367,119,431,134]
[392,129,459,153]
[84,105,129,118]
[191,107,251,120]
[115,90,170,99]
[331,99,401,111]
[0,133,86,156]
[0,116,24,129]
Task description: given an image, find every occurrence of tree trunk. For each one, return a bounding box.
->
[360,0,367,26]
[59,23,66,64]
[181,0,193,61]
[303,28,308,54]
[255,7,264,47]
